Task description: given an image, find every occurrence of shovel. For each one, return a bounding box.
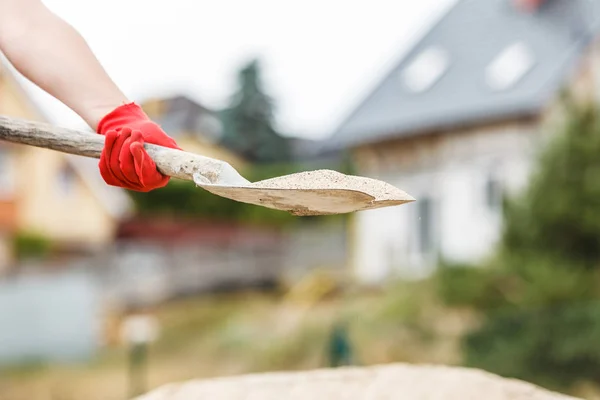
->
[0,115,415,215]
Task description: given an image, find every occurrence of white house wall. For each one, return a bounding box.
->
[438,163,498,264]
[353,207,396,284]
[352,123,539,283]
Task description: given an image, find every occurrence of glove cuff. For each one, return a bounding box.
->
[96,102,150,134]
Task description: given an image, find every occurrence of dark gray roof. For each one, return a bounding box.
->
[324,0,600,150]
[289,137,328,159]
[154,95,223,142]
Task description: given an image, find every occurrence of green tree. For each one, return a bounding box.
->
[501,98,600,267]
[220,59,291,163]
[437,97,600,391]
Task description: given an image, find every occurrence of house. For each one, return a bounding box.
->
[322,0,600,283]
[0,57,133,271]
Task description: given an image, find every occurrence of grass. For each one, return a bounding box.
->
[0,278,474,400]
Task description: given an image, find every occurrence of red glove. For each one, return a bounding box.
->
[96,102,180,192]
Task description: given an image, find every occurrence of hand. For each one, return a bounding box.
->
[96,102,181,192]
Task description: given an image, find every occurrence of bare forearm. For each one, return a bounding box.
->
[0,0,129,129]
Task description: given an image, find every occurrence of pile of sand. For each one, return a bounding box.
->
[252,169,410,201]
[135,363,580,400]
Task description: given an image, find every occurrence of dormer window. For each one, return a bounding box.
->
[486,42,534,91]
[401,46,449,93]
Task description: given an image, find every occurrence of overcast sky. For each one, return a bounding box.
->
[16,0,456,139]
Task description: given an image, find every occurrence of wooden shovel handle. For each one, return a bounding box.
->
[0,115,235,184]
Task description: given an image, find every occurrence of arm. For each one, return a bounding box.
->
[0,0,128,129]
[0,0,181,192]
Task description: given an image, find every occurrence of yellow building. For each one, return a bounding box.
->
[0,61,250,272]
[0,58,133,270]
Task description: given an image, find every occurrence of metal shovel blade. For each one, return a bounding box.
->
[195,169,415,216]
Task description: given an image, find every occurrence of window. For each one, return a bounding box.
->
[485,173,503,212]
[401,46,449,93]
[0,148,14,198]
[486,42,534,91]
[416,197,434,254]
[57,164,76,196]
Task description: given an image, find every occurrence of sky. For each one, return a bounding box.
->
[16,0,457,139]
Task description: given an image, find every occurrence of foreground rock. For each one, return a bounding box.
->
[135,363,581,400]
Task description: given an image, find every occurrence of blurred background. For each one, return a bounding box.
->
[3,0,600,398]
